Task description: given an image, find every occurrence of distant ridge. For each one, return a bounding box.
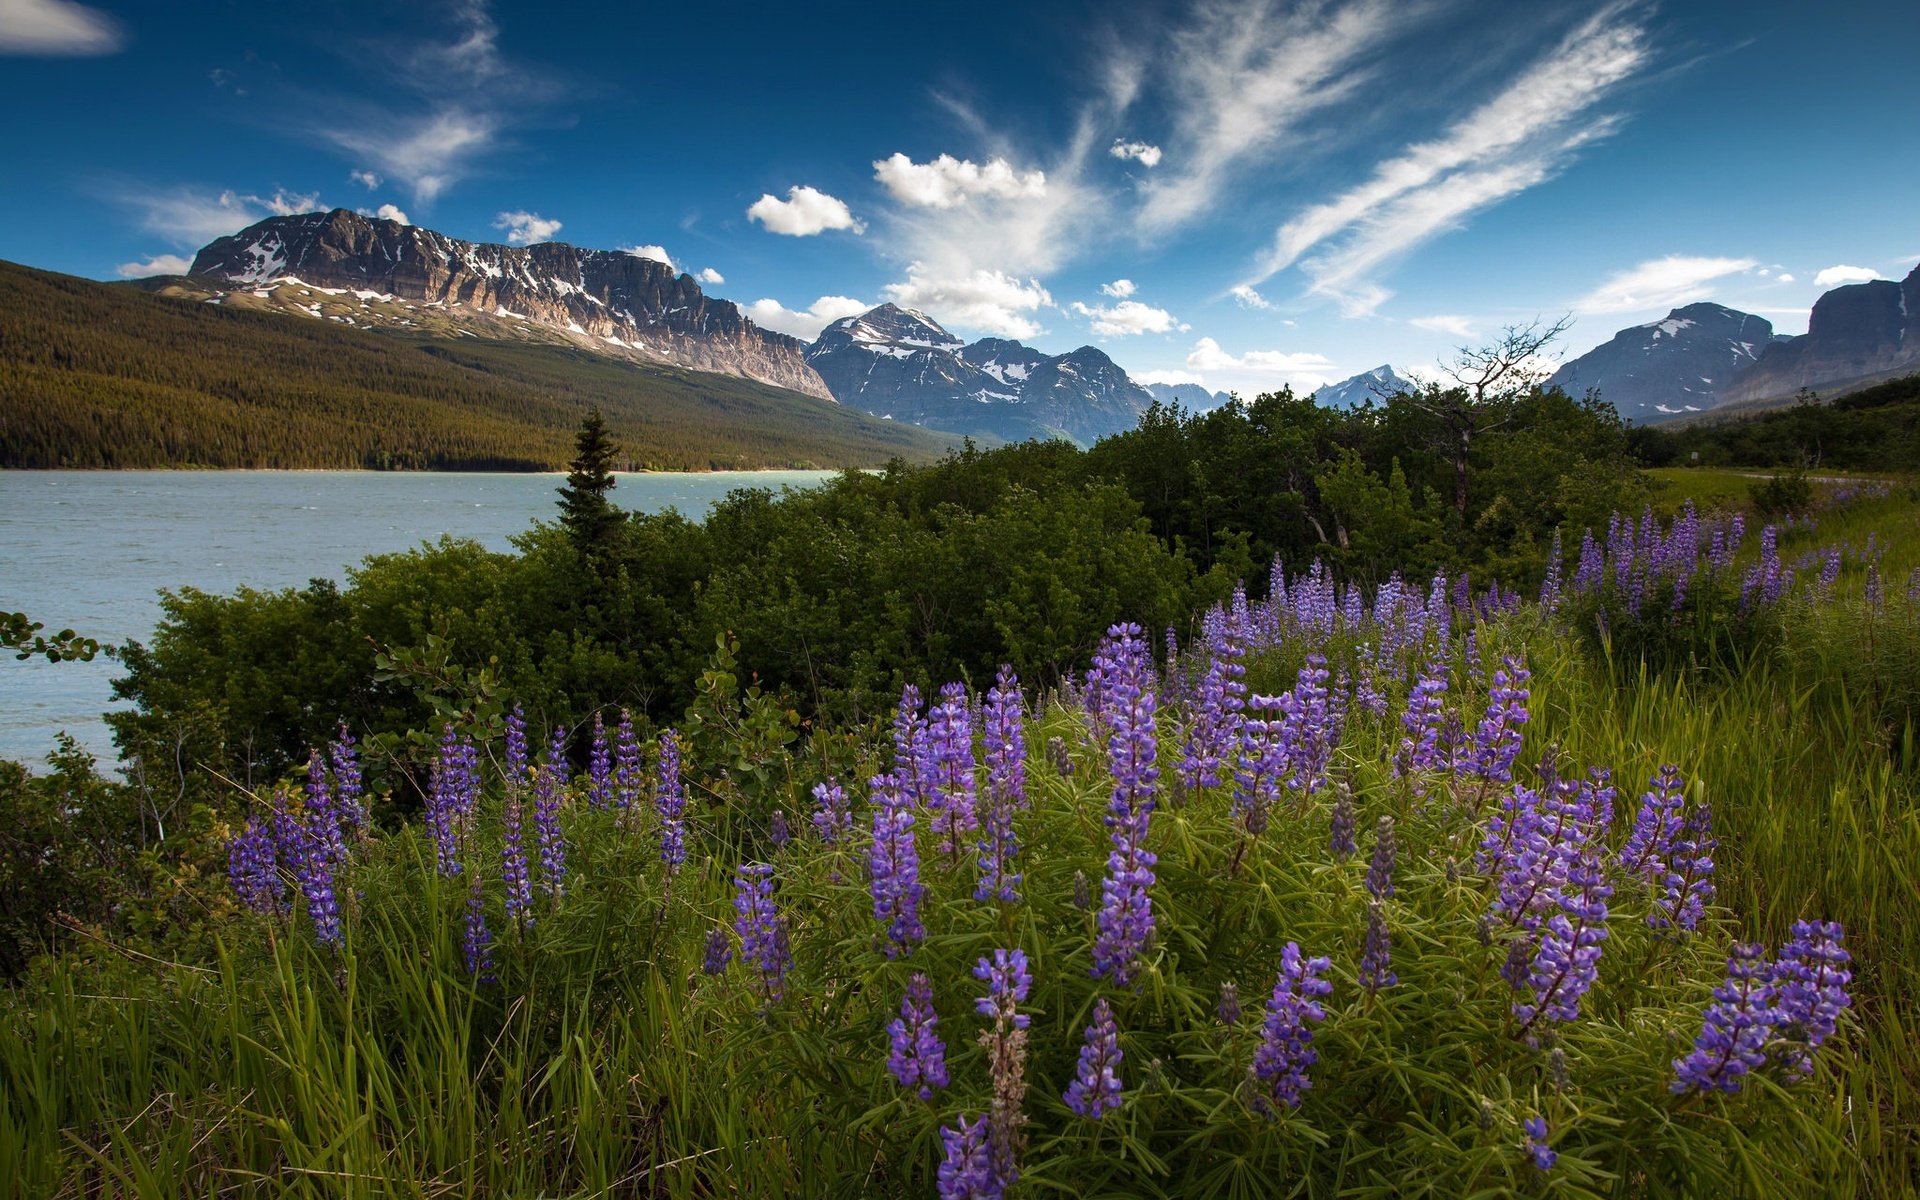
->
[0,259,948,471]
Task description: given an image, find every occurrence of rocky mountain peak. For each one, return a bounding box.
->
[188,208,831,400]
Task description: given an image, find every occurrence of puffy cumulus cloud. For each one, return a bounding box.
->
[743,295,872,341]
[494,210,562,245]
[1251,5,1652,315]
[1777,273,1795,283]
[1572,255,1758,315]
[119,186,324,246]
[1109,139,1163,168]
[697,267,725,285]
[1135,368,1207,387]
[621,243,676,269]
[1410,314,1476,338]
[115,253,193,278]
[1101,278,1137,298]
[882,264,1053,339]
[873,153,1047,209]
[0,0,123,55]
[1186,336,1334,376]
[1070,299,1181,337]
[1230,283,1272,310]
[1813,264,1879,288]
[373,203,410,224]
[349,169,382,190]
[747,185,863,236]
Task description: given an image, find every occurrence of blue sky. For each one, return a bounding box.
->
[2,0,1915,396]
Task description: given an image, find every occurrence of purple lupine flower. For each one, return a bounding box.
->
[586,712,614,809]
[463,877,495,982]
[732,862,791,1002]
[1672,942,1776,1093]
[1092,623,1159,986]
[1515,851,1612,1036]
[1063,997,1124,1118]
[1617,766,1685,881]
[227,816,282,914]
[1329,783,1356,860]
[330,724,365,833]
[505,705,529,792]
[976,665,1026,903]
[1540,528,1565,610]
[1233,695,1288,837]
[1573,530,1604,594]
[893,684,927,802]
[1524,1116,1556,1171]
[1395,660,1448,782]
[1463,657,1531,785]
[974,948,1032,1027]
[973,948,1032,1192]
[700,925,732,975]
[502,788,533,929]
[886,971,949,1099]
[1770,920,1851,1079]
[937,1115,997,1200]
[533,725,568,899]
[1250,942,1332,1113]
[656,728,687,870]
[867,771,926,955]
[1360,900,1397,992]
[1216,981,1242,1025]
[1280,655,1335,797]
[613,709,642,812]
[1865,562,1883,608]
[924,682,980,858]
[810,780,851,844]
[769,809,791,849]
[281,798,344,948]
[1365,816,1396,899]
[305,749,349,870]
[1651,798,1715,932]
[427,725,479,877]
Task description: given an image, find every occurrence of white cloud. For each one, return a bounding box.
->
[1251,4,1651,314]
[373,203,410,225]
[327,110,499,206]
[1071,299,1180,337]
[1813,264,1879,288]
[1109,139,1163,168]
[697,267,725,285]
[1135,369,1207,387]
[1101,278,1137,298]
[873,153,1047,209]
[619,244,676,269]
[1572,255,1758,314]
[1230,283,1272,310]
[0,0,123,55]
[119,186,324,246]
[1777,273,1795,283]
[743,295,872,341]
[115,253,192,278]
[1187,336,1334,376]
[747,185,863,236]
[1410,314,1477,338]
[882,264,1053,339]
[349,169,382,190]
[494,210,562,245]
[1138,0,1401,232]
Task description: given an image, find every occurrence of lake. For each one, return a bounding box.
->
[0,470,836,765]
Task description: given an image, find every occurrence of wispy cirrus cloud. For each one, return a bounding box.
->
[1572,254,1757,314]
[0,0,123,56]
[117,185,323,246]
[1136,0,1403,233]
[1250,2,1654,315]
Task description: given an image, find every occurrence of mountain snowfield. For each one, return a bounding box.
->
[178,210,1920,434]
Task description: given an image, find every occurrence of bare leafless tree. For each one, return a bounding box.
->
[1416,314,1573,518]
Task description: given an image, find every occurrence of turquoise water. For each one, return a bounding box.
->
[0,470,835,765]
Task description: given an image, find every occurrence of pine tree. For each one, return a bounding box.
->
[557,408,622,555]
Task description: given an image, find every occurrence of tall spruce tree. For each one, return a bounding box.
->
[557,408,622,555]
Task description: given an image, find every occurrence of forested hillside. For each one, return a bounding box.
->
[0,261,947,470]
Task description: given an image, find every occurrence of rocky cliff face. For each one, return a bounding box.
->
[189,209,831,399]
[1718,264,1920,406]
[803,304,1151,444]
[1550,304,1776,421]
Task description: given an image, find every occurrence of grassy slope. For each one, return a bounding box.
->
[0,260,950,470]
